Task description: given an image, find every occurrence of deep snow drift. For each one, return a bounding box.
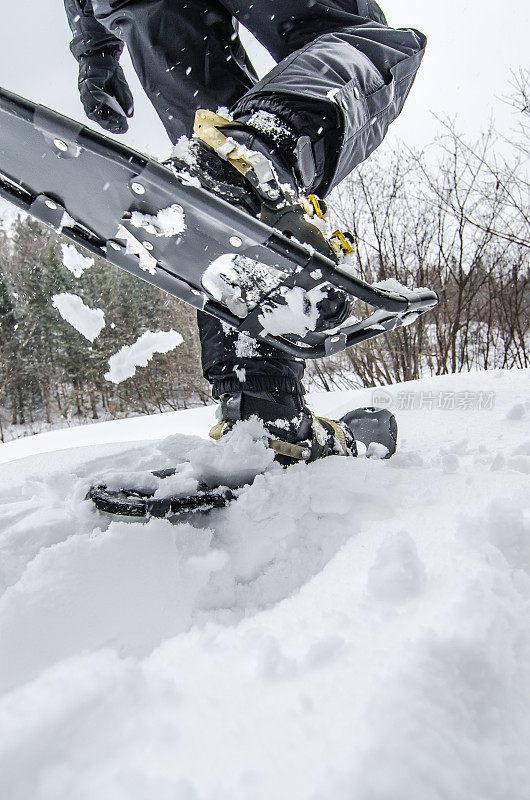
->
[0,369,529,800]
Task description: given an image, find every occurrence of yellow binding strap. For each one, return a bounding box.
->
[194,109,253,178]
[209,421,229,441]
[301,195,327,220]
[329,230,355,256]
[315,416,349,456]
[268,439,312,461]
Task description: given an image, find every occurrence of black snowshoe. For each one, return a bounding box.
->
[0,87,437,360]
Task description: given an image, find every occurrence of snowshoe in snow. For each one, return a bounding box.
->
[89,405,396,519]
[210,407,398,464]
[0,87,438,359]
[89,467,235,518]
[211,387,397,465]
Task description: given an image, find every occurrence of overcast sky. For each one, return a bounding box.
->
[1,1,529,160]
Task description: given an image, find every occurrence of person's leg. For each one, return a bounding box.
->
[223,0,426,196]
[89,0,306,404]
[197,310,305,419]
[198,0,426,417]
[90,0,257,142]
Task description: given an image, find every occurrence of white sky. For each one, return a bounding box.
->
[1,1,529,160]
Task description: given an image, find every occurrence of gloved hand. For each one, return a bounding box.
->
[78,52,134,134]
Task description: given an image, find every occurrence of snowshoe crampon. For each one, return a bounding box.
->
[89,468,235,518]
[0,88,438,359]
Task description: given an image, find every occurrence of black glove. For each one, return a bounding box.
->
[78,52,134,134]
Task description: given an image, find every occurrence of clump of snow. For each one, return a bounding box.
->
[153,465,199,501]
[234,365,246,383]
[235,332,260,358]
[170,135,195,166]
[366,441,390,459]
[202,253,284,317]
[220,321,261,358]
[104,330,183,384]
[367,531,427,603]
[187,417,275,488]
[247,110,293,144]
[178,171,201,188]
[130,204,186,237]
[59,210,76,231]
[374,277,431,298]
[61,243,94,278]
[115,224,158,274]
[94,469,160,495]
[258,286,325,336]
[215,107,233,120]
[52,293,105,342]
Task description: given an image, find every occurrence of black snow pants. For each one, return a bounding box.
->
[65,0,426,398]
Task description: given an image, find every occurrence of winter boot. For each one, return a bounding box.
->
[170,109,311,214]
[209,388,358,464]
[210,389,399,464]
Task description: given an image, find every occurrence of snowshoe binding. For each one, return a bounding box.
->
[209,388,358,465]
[170,109,355,334]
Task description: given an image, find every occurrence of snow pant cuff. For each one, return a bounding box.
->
[207,359,305,400]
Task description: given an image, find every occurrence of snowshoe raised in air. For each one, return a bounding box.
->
[0,88,438,360]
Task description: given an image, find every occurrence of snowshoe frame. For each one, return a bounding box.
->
[0,87,438,359]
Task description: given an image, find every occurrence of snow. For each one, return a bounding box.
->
[60,243,94,278]
[94,418,274,496]
[170,134,195,166]
[247,110,294,144]
[234,365,246,382]
[0,368,529,799]
[374,277,431,299]
[51,292,105,342]
[234,331,260,358]
[258,285,325,336]
[129,204,186,237]
[104,329,184,384]
[202,253,284,317]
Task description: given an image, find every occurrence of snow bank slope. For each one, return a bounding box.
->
[0,369,529,800]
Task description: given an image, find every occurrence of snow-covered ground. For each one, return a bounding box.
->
[0,369,529,800]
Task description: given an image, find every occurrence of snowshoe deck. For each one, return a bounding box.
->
[0,86,438,359]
